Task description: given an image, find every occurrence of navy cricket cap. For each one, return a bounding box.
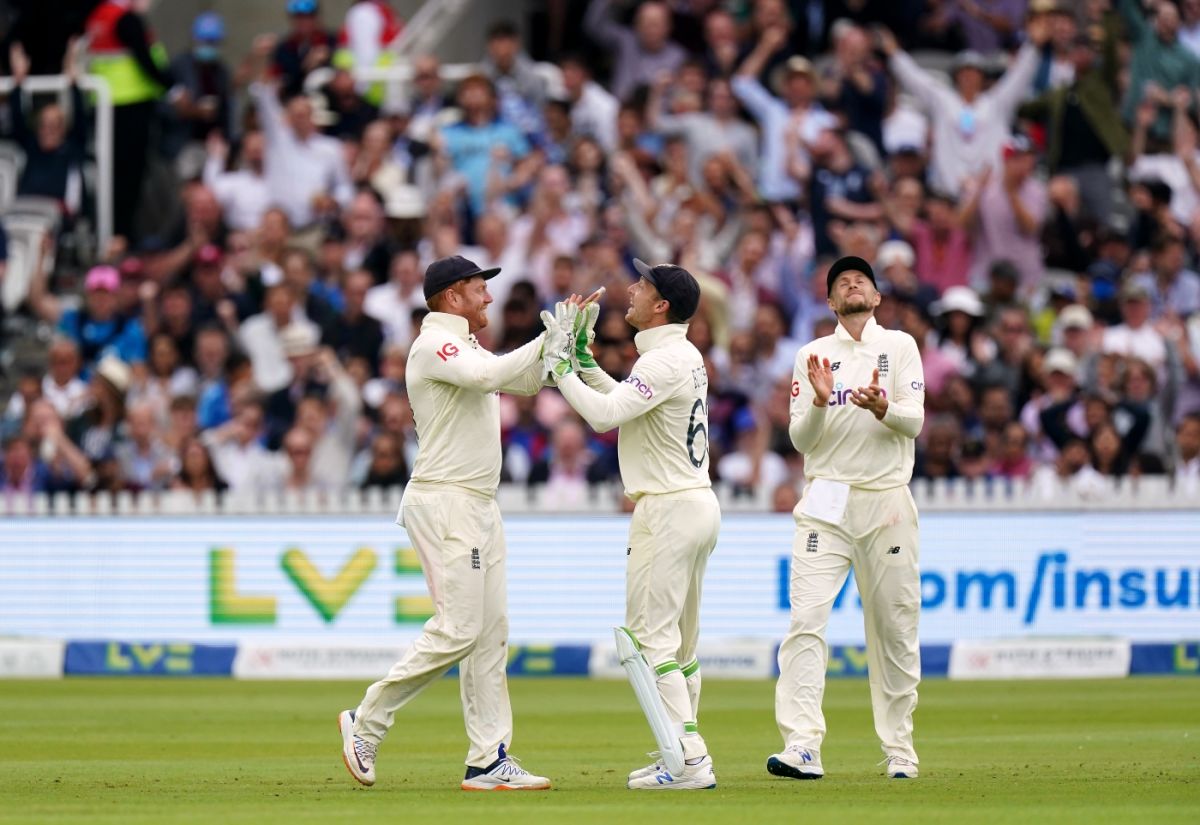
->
[826,255,877,296]
[632,258,701,322]
[423,255,501,300]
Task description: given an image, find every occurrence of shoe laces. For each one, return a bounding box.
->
[785,744,817,758]
[495,754,532,777]
[353,737,377,764]
[879,756,915,768]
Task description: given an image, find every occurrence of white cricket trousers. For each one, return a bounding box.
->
[776,484,921,763]
[354,485,512,768]
[626,487,721,749]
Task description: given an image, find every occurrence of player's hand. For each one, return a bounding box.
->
[572,288,604,370]
[806,354,834,406]
[540,304,578,382]
[9,42,30,85]
[850,368,889,420]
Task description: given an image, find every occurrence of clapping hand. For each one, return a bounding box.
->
[849,368,888,419]
[807,354,834,406]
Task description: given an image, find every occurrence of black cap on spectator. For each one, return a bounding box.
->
[632,259,701,322]
[423,256,500,300]
[826,256,878,296]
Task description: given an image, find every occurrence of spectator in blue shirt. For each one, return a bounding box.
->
[56,266,148,371]
[440,74,536,222]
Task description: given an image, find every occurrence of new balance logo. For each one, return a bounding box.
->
[471,548,481,569]
[655,772,673,784]
[830,361,841,372]
[877,353,890,377]
[887,546,901,555]
[800,750,813,763]
[806,531,819,553]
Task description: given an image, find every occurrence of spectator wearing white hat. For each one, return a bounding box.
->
[239,284,320,393]
[1021,347,1080,463]
[877,240,937,313]
[932,285,989,377]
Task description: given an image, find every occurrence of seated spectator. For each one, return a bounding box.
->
[201,395,272,493]
[42,338,89,420]
[364,249,425,346]
[1118,0,1200,142]
[1133,234,1200,319]
[25,398,92,493]
[67,355,131,465]
[1030,436,1108,496]
[239,285,319,394]
[35,266,148,372]
[166,12,235,169]
[481,20,547,138]
[358,430,409,489]
[530,418,601,508]
[172,436,228,493]
[1,436,48,496]
[114,400,175,492]
[911,189,973,294]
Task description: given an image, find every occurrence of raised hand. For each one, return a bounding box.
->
[849,368,889,419]
[540,302,579,381]
[807,354,834,406]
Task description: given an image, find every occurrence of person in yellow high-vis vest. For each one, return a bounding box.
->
[85,0,173,241]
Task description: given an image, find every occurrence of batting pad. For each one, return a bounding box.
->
[614,626,686,775]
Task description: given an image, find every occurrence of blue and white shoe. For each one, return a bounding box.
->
[338,710,376,786]
[461,744,552,791]
[627,755,716,790]
[884,755,919,779]
[627,751,664,782]
[767,745,824,779]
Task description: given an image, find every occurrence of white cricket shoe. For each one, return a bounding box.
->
[766,745,824,779]
[338,710,376,786]
[628,751,664,782]
[884,755,919,779]
[461,745,551,791]
[627,755,717,790]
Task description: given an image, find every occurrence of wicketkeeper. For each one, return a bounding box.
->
[545,260,721,790]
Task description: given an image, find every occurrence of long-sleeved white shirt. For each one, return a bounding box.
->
[406,312,545,498]
[557,323,711,500]
[250,82,354,227]
[789,316,925,491]
[889,43,1038,193]
[202,155,271,232]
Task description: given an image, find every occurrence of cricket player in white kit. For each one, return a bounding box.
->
[338,256,569,791]
[769,256,925,781]
[547,260,721,790]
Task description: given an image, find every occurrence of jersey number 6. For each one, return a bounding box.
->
[686,398,708,469]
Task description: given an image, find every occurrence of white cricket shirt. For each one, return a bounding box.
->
[790,316,925,491]
[406,312,544,498]
[558,323,712,500]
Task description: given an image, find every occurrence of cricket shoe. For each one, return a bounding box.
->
[338,710,376,786]
[628,751,664,782]
[767,745,824,779]
[883,755,919,779]
[627,755,716,790]
[461,744,552,791]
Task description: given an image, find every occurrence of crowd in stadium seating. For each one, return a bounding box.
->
[2,0,1200,507]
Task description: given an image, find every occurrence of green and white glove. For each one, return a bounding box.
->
[540,302,579,381]
[573,301,600,370]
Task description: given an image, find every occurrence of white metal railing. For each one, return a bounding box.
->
[1,477,1197,518]
[0,74,113,251]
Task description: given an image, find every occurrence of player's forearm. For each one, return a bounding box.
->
[579,365,620,393]
[879,400,924,439]
[788,404,827,454]
[557,373,640,432]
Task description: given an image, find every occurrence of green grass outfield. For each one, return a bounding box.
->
[1,677,1196,825]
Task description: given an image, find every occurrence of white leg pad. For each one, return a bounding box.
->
[614,626,685,775]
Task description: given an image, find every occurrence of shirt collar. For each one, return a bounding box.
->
[634,323,688,355]
[422,312,470,338]
[834,315,883,343]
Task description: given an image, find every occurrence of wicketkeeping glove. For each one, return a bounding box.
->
[573,301,600,370]
[540,302,579,381]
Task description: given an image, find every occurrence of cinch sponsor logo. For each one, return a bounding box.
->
[777,551,1199,624]
[624,374,654,399]
[827,382,888,407]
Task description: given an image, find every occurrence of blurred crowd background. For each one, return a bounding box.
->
[1,0,1199,509]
